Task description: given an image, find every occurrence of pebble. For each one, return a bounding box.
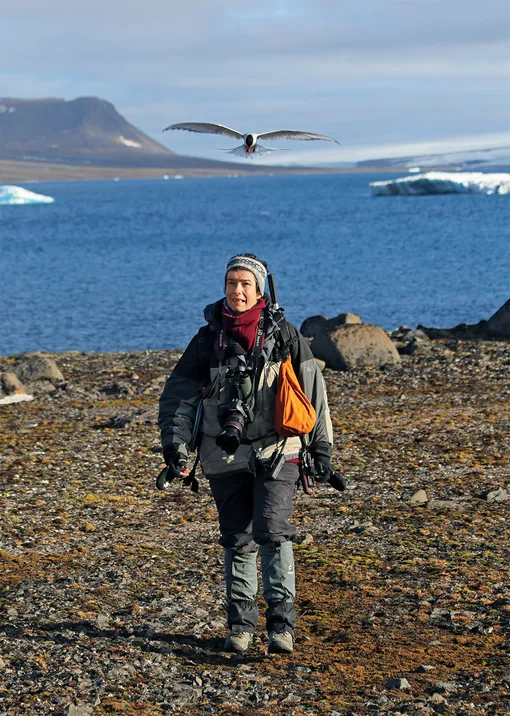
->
[385,677,411,690]
[486,487,508,502]
[430,692,447,705]
[281,693,301,703]
[427,499,469,511]
[96,614,110,628]
[64,704,94,716]
[410,489,428,504]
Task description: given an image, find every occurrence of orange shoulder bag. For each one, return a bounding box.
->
[274,355,316,437]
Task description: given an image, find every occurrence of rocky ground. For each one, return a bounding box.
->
[0,339,509,715]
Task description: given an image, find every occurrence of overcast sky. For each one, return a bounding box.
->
[1,0,509,164]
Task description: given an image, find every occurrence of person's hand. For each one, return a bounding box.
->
[164,448,187,478]
[157,449,187,490]
[327,470,346,492]
[312,454,333,483]
[312,454,346,492]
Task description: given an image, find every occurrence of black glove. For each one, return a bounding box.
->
[312,453,333,483]
[327,470,346,492]
[312,454,346,492]
[157,449,186,490]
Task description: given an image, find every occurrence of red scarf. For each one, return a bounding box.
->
[222,298,266,353]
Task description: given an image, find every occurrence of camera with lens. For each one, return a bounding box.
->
[216,364,254,455]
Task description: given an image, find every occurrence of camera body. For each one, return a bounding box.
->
[216,363,254,455]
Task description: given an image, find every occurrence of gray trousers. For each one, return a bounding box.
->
[208,462,298,635]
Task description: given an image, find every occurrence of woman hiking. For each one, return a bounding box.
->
[158,253,343,654]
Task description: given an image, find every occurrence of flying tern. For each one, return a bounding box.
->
[163,122,339,157]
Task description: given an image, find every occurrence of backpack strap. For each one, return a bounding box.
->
[271,309,293,361]
[182,454,200,493]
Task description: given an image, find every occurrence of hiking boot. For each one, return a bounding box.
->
[268,630,294,654]
[224,631,253,654]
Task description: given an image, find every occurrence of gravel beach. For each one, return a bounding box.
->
[0,340,509,715]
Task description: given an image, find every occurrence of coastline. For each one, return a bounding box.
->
[0,158,410,183]
[0,340,508,713]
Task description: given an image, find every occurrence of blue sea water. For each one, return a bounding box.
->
[1,173,509,356]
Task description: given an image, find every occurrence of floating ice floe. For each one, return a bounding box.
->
[370,172,510,196]
[0,185,55,205]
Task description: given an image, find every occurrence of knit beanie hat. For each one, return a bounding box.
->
[225,254,268,296]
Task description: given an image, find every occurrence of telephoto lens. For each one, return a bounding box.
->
[216,420,243,454]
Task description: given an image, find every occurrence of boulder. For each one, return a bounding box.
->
[300,315,329,339]
[419,297,510,340]
[0,372,25,396]
[301,313,361,339]
[14,353,64,384]
[487,298,510,338]
[390,326,431,355]
[304,319,400,371]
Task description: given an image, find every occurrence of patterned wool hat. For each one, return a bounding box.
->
[225,254,268,296]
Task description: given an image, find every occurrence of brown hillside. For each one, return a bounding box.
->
[0,97,251,170]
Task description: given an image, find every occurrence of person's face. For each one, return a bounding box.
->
[225,270,260,313]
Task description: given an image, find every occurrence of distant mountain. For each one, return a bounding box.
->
[357,145,510,171]
[0,97,245,170]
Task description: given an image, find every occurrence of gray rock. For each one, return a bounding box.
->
[417,664,435,673]
[410,489,428,504]
[430,608,451,623]
[24,380,56,395]
[64,704,94,716]
[300,315,330,338]
[391,327,432,355]
[307,321,401,371]
[429,692,448,706]
[385,676,411,690]
[0,372,24,396]
[486,297,510,338]
[486,487,508,502]
[101,380,134,396]
[400,336,432,355]
[14,353,64,384]
[432,681,458,693]
[281,693,301,703]
[333,312,362,326]
[96,614,110,628]
[427,499,469,512]
[391,327,431,343]
[349,521,377,534]
[301,312,361,337]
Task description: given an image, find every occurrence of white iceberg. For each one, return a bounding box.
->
[0,185,55,205]
[370,172,510,196]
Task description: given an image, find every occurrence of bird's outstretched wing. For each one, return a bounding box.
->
[256,130,339,144]
[163,122,244,140]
